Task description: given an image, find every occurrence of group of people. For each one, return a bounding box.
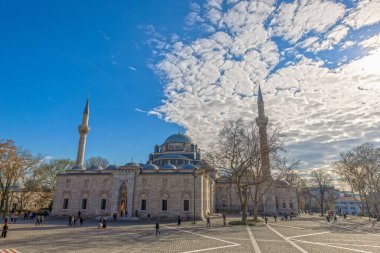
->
[68,212,85,227]
[35,215,45,226]
[99,217,107,228]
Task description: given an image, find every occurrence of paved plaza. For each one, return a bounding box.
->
[2,215,380,253]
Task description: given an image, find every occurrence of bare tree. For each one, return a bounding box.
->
[35,159,74,205]
[0,140,41,212]
[335,143,380,219]
[205,119,251,224]
[285,166,307,212]
[308,169,333,216]
[85,156,109,168]
[205,119,284,224]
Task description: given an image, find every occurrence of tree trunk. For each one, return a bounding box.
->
[241,185,248,225]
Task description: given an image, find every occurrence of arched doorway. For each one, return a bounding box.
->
[119,182,127,216]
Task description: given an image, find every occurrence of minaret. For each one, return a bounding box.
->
[76,99,90,166]
[255,85,271,179]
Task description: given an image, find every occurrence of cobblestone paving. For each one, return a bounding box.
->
[1,215,380,252]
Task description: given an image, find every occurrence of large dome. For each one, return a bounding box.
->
[164,133,192,144]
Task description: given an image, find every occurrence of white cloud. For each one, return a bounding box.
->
[271,0,345,44]
[128,66,137,71]
[344,0,380,29]
[149,0,380,169]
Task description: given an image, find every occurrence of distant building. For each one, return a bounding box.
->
[334,196,367,215]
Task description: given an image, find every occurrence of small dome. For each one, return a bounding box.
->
[125,162,140,167]
[105,165,119,170]
[160,164,177,170]
[164,133,192,144]
[71,165,86,170]
[87,165,104,170]
[181,163,197,170]
[144,163,159,170]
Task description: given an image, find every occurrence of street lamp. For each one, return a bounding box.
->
[193,166,196,224]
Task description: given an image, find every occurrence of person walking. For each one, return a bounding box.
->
[155,222,160,236]
[223,214,226,226]
[274,214,277,222]
[147,213,151,223]
[102,217,107,229]
[1,223,8,238]
[68,215,72,226]
[265,216,268,225]
[35,215,40,226]
[80,216,84,226]
[177,216,182,226]
[206,216,211,228]
[334,215,337,222]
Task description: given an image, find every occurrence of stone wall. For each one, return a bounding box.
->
[51,172,114,217]
[133,171,210,220]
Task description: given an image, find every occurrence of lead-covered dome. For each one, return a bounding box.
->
[87,165,104,170]
[144,162,159,170]
[164,133,192,144]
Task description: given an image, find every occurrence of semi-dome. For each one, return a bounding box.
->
[144,163,159,170]
[105,165,119,170]
[70,165,86,170]
[160,164,177,170]
[181,163,197,170]
[164,133,192,144]
[87,165,104,170]
[125,162,140,167]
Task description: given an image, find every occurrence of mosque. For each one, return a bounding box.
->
[51,88,298,219]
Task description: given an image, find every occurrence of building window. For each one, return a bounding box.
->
[282,202,286,208]
[81,199,88,209]
[101,199,107,210]
[162,200,168,211]
[141,199,147,211]
[63,199,69,209]
[184,200,190,211]
[289,203,293,209]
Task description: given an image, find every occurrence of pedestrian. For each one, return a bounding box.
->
[223,214,226,226]
[206,216,211,228]
[177,216,182,226]
[274,214,277,222]
[155,222,160,236]
[80,216,84,226]
[334,215,337,222]
[1,223,8,238]
[74,216,78,226]
[24,212,28,220]
[344,213,347,219]
[35,215,40,226]
[372,220,376,228]
[98,217,103,229]
[102,217,107,228]
[148,213,151,223]
[68,215,72,226]
[39,215,44,225]
[265,216,268,224]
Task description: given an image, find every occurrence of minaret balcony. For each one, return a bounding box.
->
[78,125,90,134]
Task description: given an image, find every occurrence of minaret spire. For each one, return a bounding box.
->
[76,98,90,166]
[255,85,271,179]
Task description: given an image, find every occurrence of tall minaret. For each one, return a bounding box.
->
[76,99,90,166]
[255,85,271,179]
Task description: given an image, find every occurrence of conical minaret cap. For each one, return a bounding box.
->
[84,98,90,115]
[258,85,264,103]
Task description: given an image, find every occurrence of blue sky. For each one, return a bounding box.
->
[1,0,380,169]
[0,0,192,164]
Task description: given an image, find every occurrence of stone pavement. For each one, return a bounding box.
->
[1,215,380,252]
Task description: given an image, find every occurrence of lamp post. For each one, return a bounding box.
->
[193,167,196,224]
